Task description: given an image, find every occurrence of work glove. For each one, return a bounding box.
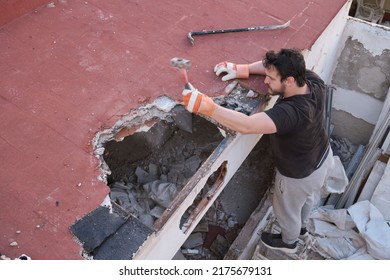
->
[182,83,215,116]
[214,61,250,81]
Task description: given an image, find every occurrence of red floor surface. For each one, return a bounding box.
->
[0,0,348,259]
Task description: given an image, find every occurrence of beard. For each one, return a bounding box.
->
[267,84,286,97]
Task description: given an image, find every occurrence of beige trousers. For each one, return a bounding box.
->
[272,148,334,244]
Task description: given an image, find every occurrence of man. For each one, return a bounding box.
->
[182,48,334,254]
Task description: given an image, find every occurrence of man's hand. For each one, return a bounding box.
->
[182,84,215,116]
[214,61,249,81]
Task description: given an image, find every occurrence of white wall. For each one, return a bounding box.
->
[332,88,384,125]
[303,0,352,82]
[329,17,390,125]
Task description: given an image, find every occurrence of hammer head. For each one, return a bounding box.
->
[170,57,191,70]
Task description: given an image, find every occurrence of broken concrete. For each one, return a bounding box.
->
[182,232,204,249]
[332,38,390,100]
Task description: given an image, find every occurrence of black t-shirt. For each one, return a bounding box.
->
[265,70,329,178]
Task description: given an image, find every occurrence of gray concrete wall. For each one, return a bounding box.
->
[329,18,390,145]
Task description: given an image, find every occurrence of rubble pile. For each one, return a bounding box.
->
[107,129,241,259]
[330,135,359,168]
[179,199,241,260]
[106,116,224,227]
[109,155,204,228]
[105,116,245,259]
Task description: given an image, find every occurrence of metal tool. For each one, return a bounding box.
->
[170,57,192,89]
[170,57,194,133]
[187,20,290,45]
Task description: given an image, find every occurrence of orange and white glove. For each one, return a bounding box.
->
[214,61,250,81]
[182,84,215,116]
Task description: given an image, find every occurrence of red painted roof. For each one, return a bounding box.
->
[0,0,348,259]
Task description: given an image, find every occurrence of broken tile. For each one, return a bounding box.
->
[93,215,153,260]
[70,206,126,253]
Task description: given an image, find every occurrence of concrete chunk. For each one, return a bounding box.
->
[182,232,204,249]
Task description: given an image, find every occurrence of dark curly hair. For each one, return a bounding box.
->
[263,48,307,87]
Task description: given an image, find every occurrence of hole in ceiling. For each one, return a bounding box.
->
[103,111,223,226]
[81,85,274,260]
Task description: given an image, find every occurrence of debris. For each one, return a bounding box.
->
[227,214,238,228]
[143,180,178,208]
[0,253,31,261]
[103,115,224,228]
[135,166,157,184]
[92,215,153,260]
[70,206,126,254]
[210,235,230,257]
[9,241,18,247]
[225,229,239,242]
[153,96,177,113]
[246,90,257,98]
[110,188,134,211]
[1,254,11,260]
[330,136,358,169]
[16,254,31,260]
[181,248,200,255]
[148,163,159,178]
[149,206,165,218]
[193,219,209,233]
[95,147,105,156]
[182,232,204,249]
[203,225,226,248]
[139,214,154,228]
[344,145,365,180]
[173,250,186,260]
[214,84,261,115]
[225,80,239,94]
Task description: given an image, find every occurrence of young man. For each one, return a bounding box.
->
[182,48,334,254]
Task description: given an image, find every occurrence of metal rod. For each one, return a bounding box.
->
[188,20,290,45]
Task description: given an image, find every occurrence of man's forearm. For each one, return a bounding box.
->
[249,61,266,75]
[209,104,276,135]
